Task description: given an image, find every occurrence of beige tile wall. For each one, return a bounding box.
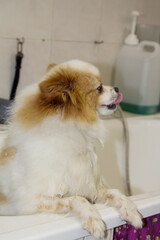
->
[0,0,159,98]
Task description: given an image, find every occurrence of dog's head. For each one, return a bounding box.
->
[39,60,122,123]
[15,60,122,128]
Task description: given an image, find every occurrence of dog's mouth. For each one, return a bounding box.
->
[102,93,123,110]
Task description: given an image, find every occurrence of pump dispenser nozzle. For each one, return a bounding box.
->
[125,11,140,45]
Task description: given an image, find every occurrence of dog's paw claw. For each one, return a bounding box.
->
[82,217,106,239]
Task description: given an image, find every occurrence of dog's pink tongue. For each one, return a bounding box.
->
[114,93,123,105]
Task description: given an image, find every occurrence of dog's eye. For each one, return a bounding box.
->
[97,85,103,94]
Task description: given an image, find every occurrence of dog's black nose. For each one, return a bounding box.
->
[114,87,119,93]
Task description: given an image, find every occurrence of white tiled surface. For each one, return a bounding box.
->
[51,41,98,65]
[52,0,102,42]
[139,0,160,26]
[0,0,53,39]
[0,0,159,96]
[100,0,132,44]
[16,39,51,94]
[0,38,51,98]
[100,0,146,44]
[97,43,121,85]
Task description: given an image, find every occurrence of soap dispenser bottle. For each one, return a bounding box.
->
[115,11,160,114]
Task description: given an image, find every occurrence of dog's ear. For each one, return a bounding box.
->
[39,73,79,107]
[46,63,57,72]
[61,81,77,105]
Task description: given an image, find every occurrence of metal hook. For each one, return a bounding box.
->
[17,37,24,53]
[94,40,104,44]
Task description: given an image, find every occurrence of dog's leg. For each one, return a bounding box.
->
[96,187,142,228]
[37,195,106,239]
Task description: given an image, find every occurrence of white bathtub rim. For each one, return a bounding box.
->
[0,191,160,240]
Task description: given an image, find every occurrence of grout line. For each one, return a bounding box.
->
[0,37,123,45]
[49,0,56,62]
[96,0,105,65]
[98,0,104,41]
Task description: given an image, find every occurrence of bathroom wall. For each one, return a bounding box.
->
[0,0,159,99]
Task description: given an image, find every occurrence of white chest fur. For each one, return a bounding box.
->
[6,117,105,202]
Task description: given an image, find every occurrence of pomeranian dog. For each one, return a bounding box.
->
[0,60,142,239]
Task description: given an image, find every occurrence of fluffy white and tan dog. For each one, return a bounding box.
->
[0,60,142,239]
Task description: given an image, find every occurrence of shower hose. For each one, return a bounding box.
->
[117,105,132,196]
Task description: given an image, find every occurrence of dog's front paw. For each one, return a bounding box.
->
[119,200,143,229]
[124,208,143,229]
[82,216,106,239]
